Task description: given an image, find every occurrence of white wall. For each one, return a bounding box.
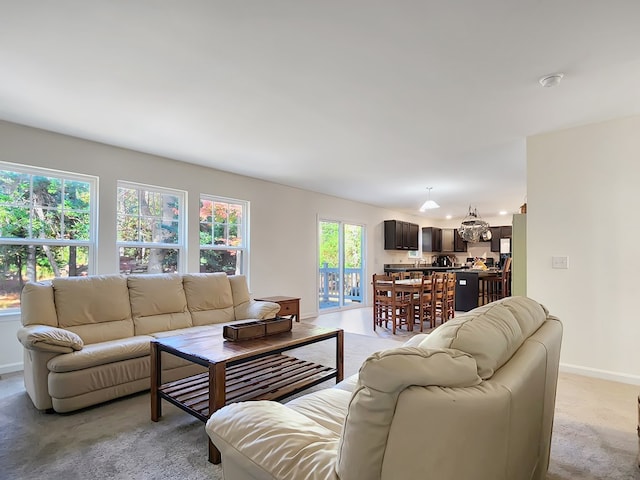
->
[0,120,424,373]
[528,114,640,384]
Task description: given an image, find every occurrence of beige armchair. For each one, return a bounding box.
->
[206,296,563,480]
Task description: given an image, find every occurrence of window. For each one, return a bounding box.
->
[199,195,248,275]
[0,162,96,311]
[117,182,185,274]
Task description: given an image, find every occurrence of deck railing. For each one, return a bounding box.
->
[318,263,363,307]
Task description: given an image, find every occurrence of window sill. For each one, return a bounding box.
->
[0,311,20,323]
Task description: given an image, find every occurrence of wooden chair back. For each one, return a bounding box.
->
[372,274,411,334]
[445,272,456,321]
[432,272,447,328]
[413,273,434,331]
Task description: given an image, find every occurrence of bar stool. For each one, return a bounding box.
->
[482,257,512,304]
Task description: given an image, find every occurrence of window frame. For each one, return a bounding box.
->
[116,180,187,274]
[0,161,98,314]
[199,194,249,276]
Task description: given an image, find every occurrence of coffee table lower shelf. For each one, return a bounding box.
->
[159,353,337,422]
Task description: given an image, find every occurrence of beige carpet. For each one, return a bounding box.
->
[1,333,640,479]
[0,332,402,480]
[547,372,640,480]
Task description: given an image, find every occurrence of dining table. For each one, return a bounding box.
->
[375,277,433,331]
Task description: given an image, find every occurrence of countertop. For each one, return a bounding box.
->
[383,264,469,272]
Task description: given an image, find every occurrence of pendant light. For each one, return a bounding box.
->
[419,187,440,212]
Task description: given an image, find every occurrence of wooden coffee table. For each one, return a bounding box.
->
[150,323,344,464]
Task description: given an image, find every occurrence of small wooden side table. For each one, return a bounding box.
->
[254,296,300,322]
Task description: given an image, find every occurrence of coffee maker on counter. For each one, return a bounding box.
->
[432,255,453,267]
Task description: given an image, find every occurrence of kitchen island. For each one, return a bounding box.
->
[453,270,503,311]
[382,265,500,312]
[383,264,468,275]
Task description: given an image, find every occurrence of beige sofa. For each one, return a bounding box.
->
[17,272,280,413]
[206,296,563,480]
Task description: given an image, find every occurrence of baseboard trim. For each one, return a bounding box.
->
[0,362,23,375]
[560,362,640,386]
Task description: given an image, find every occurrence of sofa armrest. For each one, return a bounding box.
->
[17,325,84,353]
[234,300,281,321]
[206,401,339,480]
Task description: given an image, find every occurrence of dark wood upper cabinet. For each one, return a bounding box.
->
[422,227,442,252]
[453,229,467,252]
[441,228,455,252]
[407,222,419,250]
[441,228,468,253]
[384,220,419,250]
[490,225,513,252]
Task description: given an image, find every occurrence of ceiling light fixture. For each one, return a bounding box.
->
[539,73,564,88]
[419,187,440,211]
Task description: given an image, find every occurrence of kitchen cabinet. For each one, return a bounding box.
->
[453,229,467,252]
[407,222,419,250]
[422,227,442,252]
[384,220,419,250]
[441,228,454,252]
[490,226,512,252]
[441,228,468,252]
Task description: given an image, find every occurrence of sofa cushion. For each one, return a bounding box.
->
[286,388,352,435]
[48,356,150,400]
[128,274,192,335]
[52,275,134,344]
[148,324,220,339]
[207,401,341,480]
[228,274,251,307]
[183,273,235,325]
[20,281,58,327]
[421,296,547,379]
[47,335,153,373]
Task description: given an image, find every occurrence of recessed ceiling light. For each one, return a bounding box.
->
[499,210,507,215]
[445,214,452,220]
[539,73,564,88]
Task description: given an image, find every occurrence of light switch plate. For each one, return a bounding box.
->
[552,256,568,269]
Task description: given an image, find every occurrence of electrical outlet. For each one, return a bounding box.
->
[552,256,568,269]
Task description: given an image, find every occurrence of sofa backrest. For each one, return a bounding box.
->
[127,274,192,335]
[53,275,134,344]
[420,296,547,379]
[21,281,58,328]
[21,272,262,341]
[336,296,562,480]
[228,274,251,306]
[336,348,482,480]
[183,273,236,325]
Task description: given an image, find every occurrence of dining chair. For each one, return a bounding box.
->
[444,272,456,321]
[412,274,434,331]
[372,274,411,334]
[431,272,447,328]
[391,271,410,280]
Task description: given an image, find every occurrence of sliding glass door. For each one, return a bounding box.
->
[318,219,364,310]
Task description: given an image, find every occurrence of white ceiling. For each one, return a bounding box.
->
[2,1,640,220]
